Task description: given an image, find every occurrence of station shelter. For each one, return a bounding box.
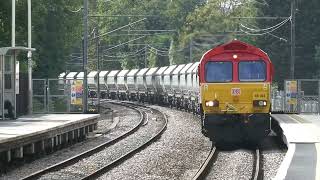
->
[0,47,35,120]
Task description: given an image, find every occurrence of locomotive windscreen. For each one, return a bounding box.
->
[205,61,232,82]
[238,61,266,82]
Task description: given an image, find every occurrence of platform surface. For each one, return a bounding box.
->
[0,114,99,144]
[271,114,320,143]
[272,114,320,180]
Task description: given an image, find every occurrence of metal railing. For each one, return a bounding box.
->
[32,79,83,114]
[272,79,320,114]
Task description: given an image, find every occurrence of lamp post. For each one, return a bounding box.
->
[83,0,88,113]
[290,0,296,79]
[27,0,33,115]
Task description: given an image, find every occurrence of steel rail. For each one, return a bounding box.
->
[80,105,168,180]
[192,145,218,180]
[252,148,263,180]
[21,102,144,180]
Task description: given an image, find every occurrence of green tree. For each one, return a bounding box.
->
[314,45,320,78]
[32,0,82,78]
[177,0,258,64]
[255,0,320,86]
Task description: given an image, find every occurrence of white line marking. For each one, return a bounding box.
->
[316,143,320,180]
[274,143,296,180]
[286,114,302,124]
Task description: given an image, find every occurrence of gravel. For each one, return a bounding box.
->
[260,136,287,180]
[37,105,165,180]
[206,150,254,180]
[204,135,286,180]
[0,103,141,180]
[98,106,212,180]
[262,150,286,180]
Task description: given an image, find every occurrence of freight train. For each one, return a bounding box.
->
[61,40,273,146]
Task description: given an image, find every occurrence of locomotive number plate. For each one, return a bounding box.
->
[231,88,241,96]
[253,92,267,99]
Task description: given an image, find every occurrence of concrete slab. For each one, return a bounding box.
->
[272,114,320,180]
[272,114,320,143]
[0,114,99,154]
[297,114,320,128]
[278,124,320,143]
[285,144,317,180]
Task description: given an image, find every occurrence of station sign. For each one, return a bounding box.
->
[285,80,297,105]
[71,80,83,105]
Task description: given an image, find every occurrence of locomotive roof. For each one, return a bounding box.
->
[146,67,159,76]
[66,72,78,79]
[155,66,168,75]
[87,71,98,78]
[117,69,129,77]
[99,71,109,78]
[107,70,120,77]
[200,40,270,63]
[163,65,177,75]
[187,62,199,74]
[137,68,149,76]
[127,69,139,76]
[172,64,186,75]
[178,63,193,74]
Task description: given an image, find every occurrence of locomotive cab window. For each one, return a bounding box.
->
[239,61,266,82]
[205,61,232,82]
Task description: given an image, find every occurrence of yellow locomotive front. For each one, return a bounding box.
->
[201,82,271,115]
[198,40,273,147]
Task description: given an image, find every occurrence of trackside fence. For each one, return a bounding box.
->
[271,79,320,114]
[32,79,84,113]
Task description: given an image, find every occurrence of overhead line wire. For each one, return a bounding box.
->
[240,16,291,32]
[91,18,147,40]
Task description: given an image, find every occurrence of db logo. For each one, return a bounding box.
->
[231,88,241,96]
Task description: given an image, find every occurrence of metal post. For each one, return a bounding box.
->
[144,46,147,68]
[12,0,15,47]
[1,56,4,120]
[318,80,320,114]
[189,38,193,63]
[83,0,88,113]
[27,0,32,114]
[97,41,100,113]
[297,80,301,114]
[13,53,16,118]
[95,0,100,113]
[290,0,296,79]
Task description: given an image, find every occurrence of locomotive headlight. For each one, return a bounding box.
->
[253,100,267,107]
[206,101,214,107]
[205,100,219,107]
[258,101,264,106]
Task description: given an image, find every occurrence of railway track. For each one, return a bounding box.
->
[193,147,263,180]
[192,145,218,180]
[21,102,167,180]
[82,103,167,180]
[252,149,263,180]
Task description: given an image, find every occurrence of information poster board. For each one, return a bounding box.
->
[285,80,297,105]
[71,80,83,105]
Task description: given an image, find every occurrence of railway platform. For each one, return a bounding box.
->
[272,114,320,180]
[0,114,99,164]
